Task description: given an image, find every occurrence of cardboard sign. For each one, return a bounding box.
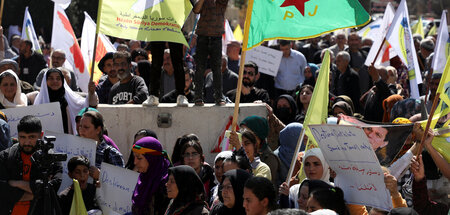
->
[309,124,393,211]
[45,131,97,194]
[2,102,63,137]
[96,163,139,215]
[245,45,283,77]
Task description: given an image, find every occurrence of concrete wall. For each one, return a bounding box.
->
[97,103,267,164]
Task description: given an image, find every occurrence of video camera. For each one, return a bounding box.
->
[31,136,67,169]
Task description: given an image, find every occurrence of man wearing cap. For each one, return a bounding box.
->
[0,59,35,94]
[229,115,280,184]
[33,49,78,91]
[96,52,118,104]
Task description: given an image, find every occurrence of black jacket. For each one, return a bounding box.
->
[0,143,62,215]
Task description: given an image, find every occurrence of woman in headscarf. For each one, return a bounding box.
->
[273,94,299,125]
[382,95,403,122]
[132,137,171,215]
[210,151,233,207]
[210,169,252,215]
[241,129,272,180]
[165,165,209,215]
[389,98,421,122]
[303,64,318,87]
[0,69,27,108]
[34,68,98,134]
[126,129,158,170]
[331,101,353,117]
[275,122,303,185]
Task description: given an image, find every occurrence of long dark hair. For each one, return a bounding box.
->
[82,111,104,141]
[309,187,349,215]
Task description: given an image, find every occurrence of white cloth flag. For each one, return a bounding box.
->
[364,2,395,67]
[52,3,89,92]
[222,19,236,55]
[22,7,41,53]
[51,0,71,9]
[357,18,382,41]
[431,10,449,74]
[385,0,422,99]
[80,12,116,83]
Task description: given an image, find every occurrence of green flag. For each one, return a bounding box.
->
[98,0,192,46]
[243,0,370,50]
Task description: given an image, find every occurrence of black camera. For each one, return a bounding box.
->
[31,136,67,169]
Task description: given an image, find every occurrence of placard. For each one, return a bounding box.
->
[245,45,283,77]
[45,131,97,194]
[309,124,393,211]
[2,102,63,137]
[96,163,139,215]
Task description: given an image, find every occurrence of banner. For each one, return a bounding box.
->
[339,115,413,166]
[52,4,89,92]
[99,0,192,46]
[245,45,283,77]
[2,103,63,137]
[22,7,42,53]
[96,163,139,215]
[45,131,97,194]
[309,124,392,211]
[81,12,116,84]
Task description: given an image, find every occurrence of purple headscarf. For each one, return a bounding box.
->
[132,137,170,214]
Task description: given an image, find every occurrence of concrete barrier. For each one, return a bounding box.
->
[97,103,267,164]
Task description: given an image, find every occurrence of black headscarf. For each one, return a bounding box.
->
[217,169,252,215]
[274,94,299,125]
[46,68,69,133]
[168,165,206,213]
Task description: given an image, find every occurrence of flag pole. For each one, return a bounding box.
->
[231,0,254,131]
[286,129,305,185]
[371,37,386,66]
[184,13,198,61]
[90,0,104,82]
[415,92,440,157]
[0,0,4,26]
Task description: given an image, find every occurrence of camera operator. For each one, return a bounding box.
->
[0,115,62,215]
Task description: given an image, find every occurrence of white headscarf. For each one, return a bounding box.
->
[303,148,331,183]
[34,69,88,134]
[0,69,27,108]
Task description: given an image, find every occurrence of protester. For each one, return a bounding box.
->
[125,129,158,171]
[0,59,35,94]
[334,51,361,113]
[17,39,47,85]
[295,85,314,123]
[171,133,200,166]
[0,69,27,108]
[332,101,354,117]
[275,40,307,97]
[223,148,253,173]
[275,123,303,184]
[0,115,62,215]
[58,156,101,215]
[108,51,148,104]
[180,137,215,200]
[210,151,233,207]
[33,68,98,134]
[243,176,278,215]
[165,165,209,215]
[96,52,118,104]
[205,55,238,103]
[131,137,171,215]
[210,169,252,215]
[302,64,318,87]
[34,49,78,91]
[0,111,11,150]
[306,187,349,215]
[241,129,272,180]
[161,68,195,104]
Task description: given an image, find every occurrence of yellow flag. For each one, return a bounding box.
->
[412,17,425,38]
[233,25,244,42]
[297,50,330,180]
[429,55,450,129]
[427,24,437,36]
[69,179,88,215]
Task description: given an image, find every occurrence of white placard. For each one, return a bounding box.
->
[245,45,282,77]
[309,124,393,211]
[45,131,97,194]
[96,163,139,215]
[2,102,63,137]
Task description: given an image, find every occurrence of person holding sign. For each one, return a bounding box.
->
[33,68,98,134]
[0,69,27,108]
[165,165,209,215]
[131,137,171,215]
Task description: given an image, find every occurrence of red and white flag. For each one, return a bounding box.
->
[222,19,236,55]
[80,12,116,84]
[52,3,89,92]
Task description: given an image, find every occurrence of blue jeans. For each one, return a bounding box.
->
[194,35,223,102]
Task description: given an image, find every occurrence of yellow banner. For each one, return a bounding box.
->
[99,0,192,46]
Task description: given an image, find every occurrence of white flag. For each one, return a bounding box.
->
[22,7,41,54]
[364,2,395,66]
[385,0,422,99]
[431,10,449,74]
[52,4,89,92]
[51,0,71,9]
[357,18,382,41]
[222,19,236,55]
[80,12,116,84]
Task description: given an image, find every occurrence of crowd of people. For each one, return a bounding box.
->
[0,0,449,214]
